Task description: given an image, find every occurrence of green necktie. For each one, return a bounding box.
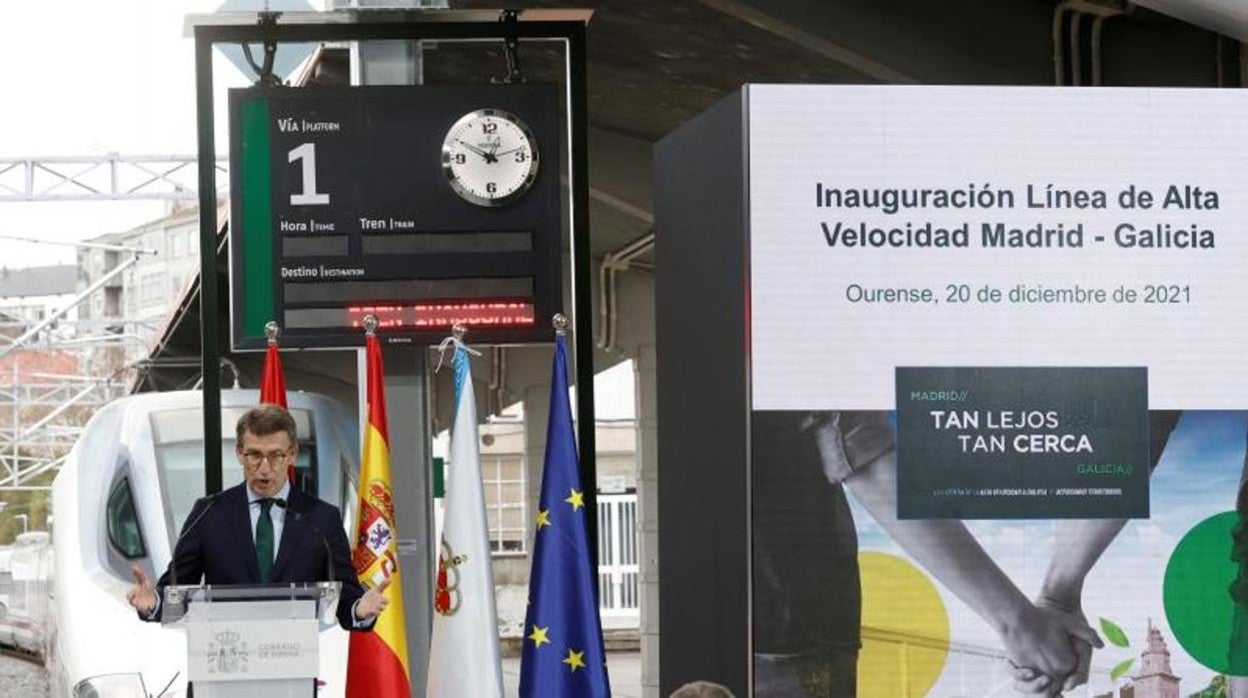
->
[256,498,275,583]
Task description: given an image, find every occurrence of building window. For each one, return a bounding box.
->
[481,455,526,554]
[138,274,164,304]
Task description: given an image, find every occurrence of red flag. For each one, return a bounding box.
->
[260,336,293,483]
[346,332,410,696]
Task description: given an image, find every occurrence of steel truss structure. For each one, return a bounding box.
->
[0,238,157,490]
[0,155,228,202]
[0,368,131,490]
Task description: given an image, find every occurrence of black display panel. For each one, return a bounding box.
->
[228,84,562,349]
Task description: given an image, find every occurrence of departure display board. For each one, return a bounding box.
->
[228,84,562,350]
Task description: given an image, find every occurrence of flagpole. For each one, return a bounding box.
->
[428,321,505,698]
[348,312,414,698]
[552,313,600,597]
[555,312,603,609]
[518,313,611,697]
[261,319,293,483]
[554,310,599,596]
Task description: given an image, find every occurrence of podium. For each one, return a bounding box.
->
[162,582,340,698]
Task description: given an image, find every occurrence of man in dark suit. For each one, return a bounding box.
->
[126,404,388,629]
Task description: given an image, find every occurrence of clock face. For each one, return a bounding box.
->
[441,109,540,207]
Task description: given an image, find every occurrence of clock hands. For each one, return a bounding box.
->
[457,139,527,164]
[456,139,499,164]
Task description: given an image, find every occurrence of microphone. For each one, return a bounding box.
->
[286,503,335,587]
[284,502,354,626]
[160,491,223,618]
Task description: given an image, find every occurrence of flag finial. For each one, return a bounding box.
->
[552,313,569,335]
[264,320,280,343]
[435,324,482,373]
[363,314,379,336]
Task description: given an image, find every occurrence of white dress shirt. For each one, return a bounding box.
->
[246,481,291,565]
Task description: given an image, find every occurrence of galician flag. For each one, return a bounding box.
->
[346,329,410,697]
[427,341,504,698]
[519,332,611,697]
[259,324,293,483]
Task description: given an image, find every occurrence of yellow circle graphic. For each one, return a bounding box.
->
[858,551,951,697]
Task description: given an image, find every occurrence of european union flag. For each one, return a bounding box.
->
[519,333,612,697]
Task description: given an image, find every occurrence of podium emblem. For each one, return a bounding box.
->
[207,629,249,675]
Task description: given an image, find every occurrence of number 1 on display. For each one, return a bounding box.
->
[288,142,330,206]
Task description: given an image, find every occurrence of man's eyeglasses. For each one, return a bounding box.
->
[241,449,293,466]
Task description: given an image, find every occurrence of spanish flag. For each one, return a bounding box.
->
[346,331,410,696]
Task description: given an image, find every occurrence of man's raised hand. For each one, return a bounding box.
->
[356,576,391,620]
[126,565,157,614]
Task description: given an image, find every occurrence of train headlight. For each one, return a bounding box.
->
[71,673,147,698]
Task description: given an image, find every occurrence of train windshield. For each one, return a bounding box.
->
[150,407,315,534]
[155,441,243,533]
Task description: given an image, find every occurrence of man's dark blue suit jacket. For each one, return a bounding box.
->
[149,483,367,631]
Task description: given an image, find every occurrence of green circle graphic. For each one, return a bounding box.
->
[1163,511,1248,675]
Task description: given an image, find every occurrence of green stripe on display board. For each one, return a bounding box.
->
[241,98,274,341]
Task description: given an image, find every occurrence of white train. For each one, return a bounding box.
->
[48,389,361,698]
[0,530,53,655]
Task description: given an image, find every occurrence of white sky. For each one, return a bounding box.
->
[0,1,640,422]
[0,1,253,268]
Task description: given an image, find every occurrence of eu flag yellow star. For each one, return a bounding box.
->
[562,648,586,672]
[564,489,584,511]
[536,508,551,529]
[528,624,550,649]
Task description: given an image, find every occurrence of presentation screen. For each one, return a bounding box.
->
[746,85,1248,696]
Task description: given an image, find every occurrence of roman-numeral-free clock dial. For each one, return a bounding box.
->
[441,108,540,207]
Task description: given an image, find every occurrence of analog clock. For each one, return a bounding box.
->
[441,108,540,207]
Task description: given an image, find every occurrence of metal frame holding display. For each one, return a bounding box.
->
[189,10,595,521]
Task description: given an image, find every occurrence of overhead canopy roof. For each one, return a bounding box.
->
[146,0,1238,402]
[1134,0,1248,42]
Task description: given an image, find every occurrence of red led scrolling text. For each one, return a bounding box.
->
[347,302,536,329]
